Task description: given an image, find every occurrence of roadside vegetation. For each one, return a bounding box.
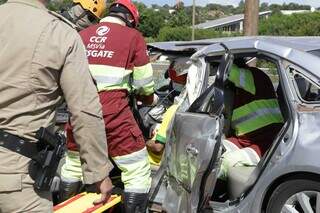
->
[259,12,320,36]
[1,0,320,41]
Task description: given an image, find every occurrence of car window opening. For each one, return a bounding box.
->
[210,55,288,204]
[293,72,320,103]
[143,56,190,170]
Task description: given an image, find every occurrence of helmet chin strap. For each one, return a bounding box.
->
[65,4,96,30]
[74,10,98,30]
[74,10,88,23]
[109,13,134,28]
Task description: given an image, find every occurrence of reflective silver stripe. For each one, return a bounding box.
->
[94,75,129,85]
[133,76,154,87]
[239,68,246,89]
[125,188,150,193]
[232,107,282,127]
[112,148,148,165]
[112,148,151,193]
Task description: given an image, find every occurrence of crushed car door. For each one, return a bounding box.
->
[162,50,234,213]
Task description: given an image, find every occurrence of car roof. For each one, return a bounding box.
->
[148,41,208,53]
[148,36,320,53]
[198,36,320,80]
[149,36,320,79]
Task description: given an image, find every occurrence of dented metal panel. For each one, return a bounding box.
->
[162,112,220,213]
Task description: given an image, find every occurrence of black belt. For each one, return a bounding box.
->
[0,129,38,159]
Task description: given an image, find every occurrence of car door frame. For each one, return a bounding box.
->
[160,48,234,212]
[195,49,235,212]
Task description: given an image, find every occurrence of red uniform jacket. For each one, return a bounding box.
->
[66,20,150,154]
[80,21,150,72]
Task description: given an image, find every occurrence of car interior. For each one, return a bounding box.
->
[207,53,290,206]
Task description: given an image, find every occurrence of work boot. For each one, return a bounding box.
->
[59,180,81,202]
[123,192,149,213]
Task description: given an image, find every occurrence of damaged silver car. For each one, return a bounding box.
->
[148,37,320,213]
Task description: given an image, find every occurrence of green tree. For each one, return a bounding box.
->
[207,4,234,15]
[281,3,310,10]
[138,8,165,38]
[167,9,191,27]
[157,26,240,42]
[233,0,245,14]
[259,12,320,36]
[133,1,147,13]
[268,4,282,14]
[157,26,191,41]
[151,4,159,9]
[158,7,171,18]
[260,3,269,11]
[163,4,170,9]
[47,0,72,12]
[0,0,7,5]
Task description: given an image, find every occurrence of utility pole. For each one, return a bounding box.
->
[192,0,195,40]
[176,0,181,9]
[244,0,259,36]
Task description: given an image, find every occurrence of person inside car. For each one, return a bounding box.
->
[146,64,188,166]
[219,58,284,180]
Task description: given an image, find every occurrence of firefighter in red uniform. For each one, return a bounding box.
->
[62,0,155,212]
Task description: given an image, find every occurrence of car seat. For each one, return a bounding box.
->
[227,83,288,200]
[227,166,256,199]
[223,83,235,137]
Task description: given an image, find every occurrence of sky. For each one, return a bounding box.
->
[137,0,320,8]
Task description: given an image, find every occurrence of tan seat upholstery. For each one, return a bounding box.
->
[227,166,256,199]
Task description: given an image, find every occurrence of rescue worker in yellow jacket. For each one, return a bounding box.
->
[0,0,113,212]
[220,59,284,180]
[147,64,188,166]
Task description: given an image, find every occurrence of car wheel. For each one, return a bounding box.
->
[266,179,320,213]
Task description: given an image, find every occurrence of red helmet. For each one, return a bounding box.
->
[111,0,140,27]
[168,67,187,85]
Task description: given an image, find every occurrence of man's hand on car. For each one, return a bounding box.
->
[93,177,113,205]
